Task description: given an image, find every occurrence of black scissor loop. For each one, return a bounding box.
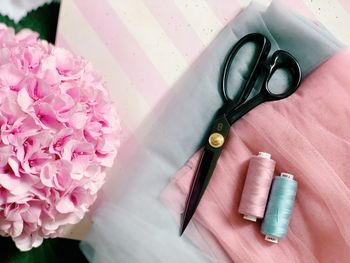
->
[221,33,270,109]
[263,50,302,99]
[223,36,302,123]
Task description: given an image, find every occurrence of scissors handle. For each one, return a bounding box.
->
[226,50,301,124]
[221,33,270,109]
[263,50,302,99]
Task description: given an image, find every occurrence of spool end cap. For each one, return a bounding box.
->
[265,235,279,243]
[281,172,294,179]
[258,152,271,159]
[243,214,257,222]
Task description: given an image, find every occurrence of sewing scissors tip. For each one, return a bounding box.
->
[180,33,301,234]
[180,220,188,236]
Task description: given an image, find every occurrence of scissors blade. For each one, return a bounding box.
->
[180,149,214,235]
[180,114,230,235]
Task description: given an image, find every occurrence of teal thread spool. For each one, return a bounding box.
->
[261,173,298,243]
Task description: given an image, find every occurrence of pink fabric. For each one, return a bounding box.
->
[161,49,350,263]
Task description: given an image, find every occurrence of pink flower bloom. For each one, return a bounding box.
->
[0,145,12,167]
[0,168,36,196]
[13,230,43,251]
[49,128,74,156]
[16,29,40,45]
[17,77,52,112]
[62,140,94,177]
[0,92,25,125]
[59,81,81,103]
[0,23,121,251]
[40,160,73,191]
[1,116,39,146]
[0,64,24,87]
[67,110,89,130]
[56,186,94,214]
[95,135,119,167]
[52,47,75,74]
[21,46,44,71]
[16,131,52,163]
[22,151,53,175]
[83,165,106,195]
[51,94,75,122]
[33,102,63,130]
[84,120,102,143]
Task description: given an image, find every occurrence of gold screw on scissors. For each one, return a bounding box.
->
[208,133,225,148]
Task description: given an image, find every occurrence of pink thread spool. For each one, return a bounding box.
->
[238,152,276,222]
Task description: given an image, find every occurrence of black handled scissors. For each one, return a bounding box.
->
[180,33,302,234]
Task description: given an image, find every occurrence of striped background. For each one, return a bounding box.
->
[56,0,350,240]
[56,0,350,137]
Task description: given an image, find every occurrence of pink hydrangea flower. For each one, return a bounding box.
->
[0,24,121,251]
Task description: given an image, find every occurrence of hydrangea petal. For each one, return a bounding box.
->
[0,145,12,167]
[56,197,75,214]
[0,64,23,86]
[17,88,34,112]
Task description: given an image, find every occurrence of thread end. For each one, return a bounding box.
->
[265,235,279,243]
[243,214,257,222]
[280,172,294,179]
[258,152,271,159]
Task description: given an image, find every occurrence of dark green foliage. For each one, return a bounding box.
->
[0,237,88,263]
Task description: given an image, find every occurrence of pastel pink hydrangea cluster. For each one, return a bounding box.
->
[0,24,121,251]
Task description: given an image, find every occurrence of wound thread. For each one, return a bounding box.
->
[261,173,298,243]
[238,152,276,221]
